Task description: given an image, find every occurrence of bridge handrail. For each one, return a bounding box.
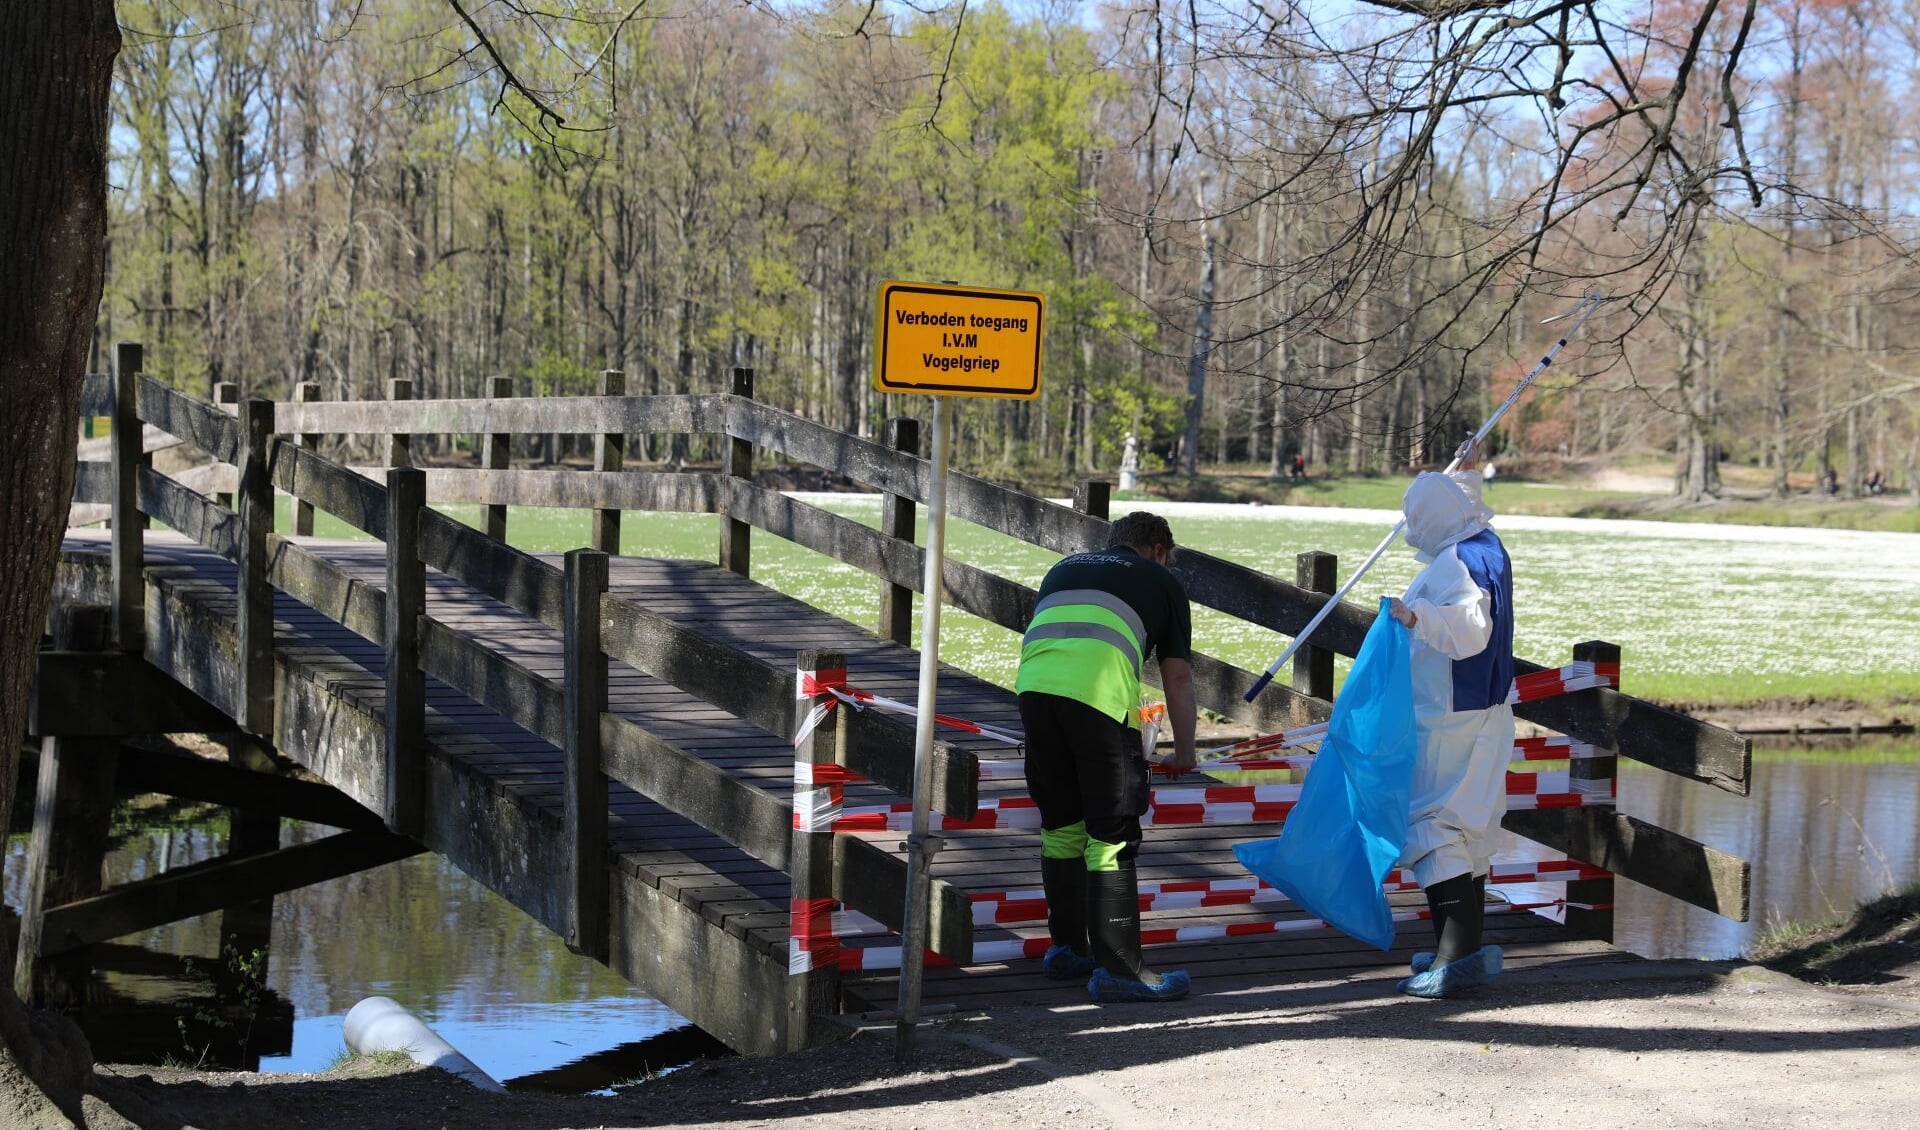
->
[98,376,1749,798]
[271,392,729,437]
[718,398,1750,797]
[111,433,981,959]
[723,479,1329,735]
[82,356,1757,940]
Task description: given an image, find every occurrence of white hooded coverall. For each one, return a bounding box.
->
[1398,470,1516,889]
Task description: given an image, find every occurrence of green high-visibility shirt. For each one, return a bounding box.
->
[1015,546,1192,724]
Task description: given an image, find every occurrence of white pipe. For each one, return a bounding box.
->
[342,996,505,1092]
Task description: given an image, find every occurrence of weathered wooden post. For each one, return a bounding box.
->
[878,416,920,645]
[788,647,845,1051]
[720,367,754,577]
[14,606,119,1007]
[294,381,321,536]
[214,382,239,509]
[1565,640,1620,943]
[110,343,146,652]
[1294,551,1337,701]
[594,370,624,555]
[385,466,427,835]
[1073,478,1111,526]
[388,377,413,468]
[217,738,282,991]
[482,375,513,542]
[563,548,611,960]
[237,398,277,735]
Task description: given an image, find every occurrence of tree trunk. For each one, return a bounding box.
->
[1770,309,1792,499]
[1845,404,1864,500]
[0,3,120,1121]
[1182,223,1215,477]
[1674,244,1715,502]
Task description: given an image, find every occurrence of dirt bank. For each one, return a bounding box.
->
[72,957,1920,1129]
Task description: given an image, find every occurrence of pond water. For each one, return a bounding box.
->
[17,498,1914,1085]
[4,813,692,1086]
[9,744,1915,1083]
[1616,749,1920,959]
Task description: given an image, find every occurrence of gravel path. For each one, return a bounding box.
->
[86,958,1920,1129]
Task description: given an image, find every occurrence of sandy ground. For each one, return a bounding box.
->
[80,958,1920,1130]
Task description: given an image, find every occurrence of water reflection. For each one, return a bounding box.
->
[1616,751,1920,959]
[8,749,1917,1083]
[6,810,686,1082]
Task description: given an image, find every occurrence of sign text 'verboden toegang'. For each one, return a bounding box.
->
[873,281,1045,399]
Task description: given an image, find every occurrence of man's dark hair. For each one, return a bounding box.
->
[1108,511,1173,554]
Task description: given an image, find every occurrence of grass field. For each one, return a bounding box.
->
[1120,469,1920,533]
[281,492,1920,710]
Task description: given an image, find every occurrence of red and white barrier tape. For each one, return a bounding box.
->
[788,896,840,975]
[792,759,866,834]
[794,664,1022,750]
[1188,736,1603,777]
[962,859,1614,926]
[1508,660,1619,705]
[1199,722,1330,763]
[801,733,1601,788]
[823,899,1612,972]
[797,664,1616,769]
[792,664,850,751]
[828,772,1613,833]
[1511,735,1605,761]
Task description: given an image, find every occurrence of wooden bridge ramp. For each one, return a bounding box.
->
[30,359,1752,1058]
[49,530,1613,1052]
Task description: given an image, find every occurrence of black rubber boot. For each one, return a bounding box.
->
[1412,873,1491,975]
[1039,857,1097,980]
[1086,865,1189,1001]
[1425,872,1482,969]
[1042,857,1090,951]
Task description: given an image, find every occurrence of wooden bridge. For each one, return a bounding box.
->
[21,345,1754,1059]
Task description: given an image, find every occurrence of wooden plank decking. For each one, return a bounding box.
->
[55,530,1625,1044]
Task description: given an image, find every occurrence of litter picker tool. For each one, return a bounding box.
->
[1242,292,1606,704]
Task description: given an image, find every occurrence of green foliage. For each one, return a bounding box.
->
[172,939,272,1069]
[1090,369,1183,468]
[91,0,1920,481]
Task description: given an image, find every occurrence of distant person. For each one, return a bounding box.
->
[1385,437,1513,999]
[1482,461,1496,490]
[1823,468,1840,495]
[1867,470,1884,495]
[1016,512,1197,1002]
[1291,453,1307,481]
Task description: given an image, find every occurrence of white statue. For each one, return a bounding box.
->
[1119,432,1139,492]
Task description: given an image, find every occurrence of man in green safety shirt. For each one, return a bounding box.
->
[1016,511,1198,1002]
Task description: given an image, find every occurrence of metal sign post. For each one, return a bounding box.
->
[870,279,1044,1062]
[893,392,950,1062]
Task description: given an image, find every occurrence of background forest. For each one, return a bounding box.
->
[97,0,1920,499]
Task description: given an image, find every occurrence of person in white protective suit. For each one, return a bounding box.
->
[1385,441,1515,998]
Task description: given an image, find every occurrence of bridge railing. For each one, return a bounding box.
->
[77,356,978,997]
[73,353,1752,936]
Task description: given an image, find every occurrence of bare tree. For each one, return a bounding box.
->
[1092,0,1919,461]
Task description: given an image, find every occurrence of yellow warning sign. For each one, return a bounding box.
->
[874,281,1044,399]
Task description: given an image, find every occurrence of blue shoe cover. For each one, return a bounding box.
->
[1410,951,1435,975]
[1396,945,1502,999]
[1042,945,1098,981]
[1088,967,1190,1002]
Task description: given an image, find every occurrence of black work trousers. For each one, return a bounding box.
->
[1018,691,1149,863]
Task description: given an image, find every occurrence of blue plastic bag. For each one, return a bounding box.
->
[1233,599,1416,950]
